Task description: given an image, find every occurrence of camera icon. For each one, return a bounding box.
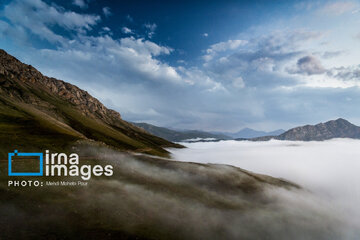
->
[8,150,43,176]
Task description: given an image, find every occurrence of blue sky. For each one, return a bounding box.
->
[1,0,360,132]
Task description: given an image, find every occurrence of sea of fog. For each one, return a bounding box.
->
[169,139,360,233]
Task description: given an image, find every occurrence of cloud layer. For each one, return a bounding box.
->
[170,139,360,237]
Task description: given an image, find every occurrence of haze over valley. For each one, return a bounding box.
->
[170,139,360,238]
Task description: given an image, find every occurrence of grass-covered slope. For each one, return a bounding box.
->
[0,49,182,157]
[0,145,310,240]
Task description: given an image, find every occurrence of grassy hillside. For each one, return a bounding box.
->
[0,145,326,240]
[0,50,182,158]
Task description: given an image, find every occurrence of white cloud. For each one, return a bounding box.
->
[203,33,208,37]
[0,20,28,44]
[2,0,100,44]
[119,36,172,56]
[99,27,112,35]
[102,7,112,17]
[321,51,344,59]
[122,27,133,34]
[232,76,245,89]
[72,0,88,9]
[63,36,179,84]
[177,66,226,91]
[144,23,157,32]
[144,23,157,38]
[320,1,358,16]
[203,39,247,61]
[208,39,247,52]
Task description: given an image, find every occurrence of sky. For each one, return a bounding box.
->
[1,0,360,132]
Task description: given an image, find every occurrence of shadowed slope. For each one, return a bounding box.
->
[0,49,182,157]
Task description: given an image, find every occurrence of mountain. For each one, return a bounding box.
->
[133,122,232,142]
[223,128,285,139]
[276,118,360,141]
[249,118,360,141]
[0,49,182,157]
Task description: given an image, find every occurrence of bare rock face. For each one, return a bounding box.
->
[276,118,360,141]
[250,118,360,141]
[0,49,121,124]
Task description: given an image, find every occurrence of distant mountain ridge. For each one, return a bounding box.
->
[249,118,360,141]
[133,122,232,142]
[218,128,285,139]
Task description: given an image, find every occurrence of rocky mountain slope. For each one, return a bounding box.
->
[0,49,181,157]
[276,118,360,141]
[249,118,360,141]
[133,122,231,142]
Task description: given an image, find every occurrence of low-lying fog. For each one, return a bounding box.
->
[170,138,360,236]
[3,140,360,239]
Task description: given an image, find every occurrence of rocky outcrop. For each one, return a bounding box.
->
[0,49,181,157]
[0,49,121,124]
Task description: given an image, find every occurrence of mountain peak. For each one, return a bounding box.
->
[332,118,351,124]
[0,48,18,59]
[276,118,360,141]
